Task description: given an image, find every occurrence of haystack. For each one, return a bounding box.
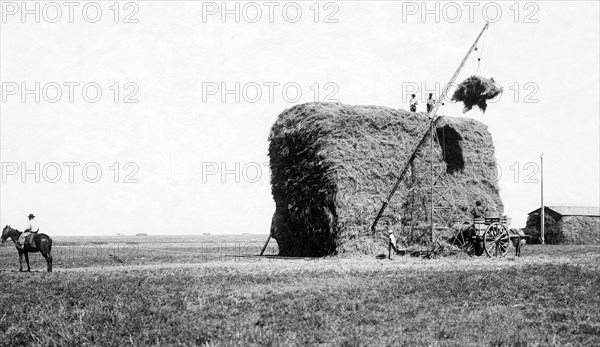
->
[452,76,502,113]
[268,102,503,256]
[524,212,560,244]
[525,206,600,244]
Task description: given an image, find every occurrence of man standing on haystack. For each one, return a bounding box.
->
[17,213,39,249]
[426,93,435,113]
[388,229,398,259]
[409,94,418,112]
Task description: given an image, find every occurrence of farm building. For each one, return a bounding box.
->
[268,102,503,256]
[526,206,600,244]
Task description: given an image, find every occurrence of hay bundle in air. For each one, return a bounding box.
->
[452,76,502,113]
[268,102,503,256]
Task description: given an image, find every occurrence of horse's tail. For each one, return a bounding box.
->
[47,237,52,253]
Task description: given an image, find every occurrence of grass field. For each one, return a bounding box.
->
[1,235,599,346]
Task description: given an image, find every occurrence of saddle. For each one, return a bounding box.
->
[18,232,37,249]
[26,234,36,247]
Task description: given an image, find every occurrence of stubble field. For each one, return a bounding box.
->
[1,235,599,346]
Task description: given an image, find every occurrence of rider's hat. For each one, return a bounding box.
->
[28,213,35,219]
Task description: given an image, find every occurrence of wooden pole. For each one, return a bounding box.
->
[259,233,272,256]
[430,120,434,242]
[540,154,545,244]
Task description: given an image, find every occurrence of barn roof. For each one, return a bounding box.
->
[528,206,600,217]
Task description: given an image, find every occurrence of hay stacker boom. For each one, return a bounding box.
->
[371,22,490,235]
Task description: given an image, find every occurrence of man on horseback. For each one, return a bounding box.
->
[17,213,38,249]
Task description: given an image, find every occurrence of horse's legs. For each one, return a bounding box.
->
[24,252,31,272]
[18,251,24,272]
[42,252,53,272]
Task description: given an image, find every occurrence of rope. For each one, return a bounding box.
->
[475,26,489,75]
[433,103,446,163]
[440,123,446,161]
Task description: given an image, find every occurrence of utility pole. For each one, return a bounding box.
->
[540,154,545,244]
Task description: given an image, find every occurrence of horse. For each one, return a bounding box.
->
[1,225,53,272]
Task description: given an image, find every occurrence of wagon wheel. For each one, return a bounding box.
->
[483,222,509,257]
[453,227,475,258]
[461,239,475,257]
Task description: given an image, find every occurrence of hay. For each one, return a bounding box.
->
[559,216,600,244]
[525,212,560,244]
[526,213,600,244]
[451,76,502,113]
[268,102,503,256]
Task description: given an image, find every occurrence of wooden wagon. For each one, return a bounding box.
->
[453,217,529,257]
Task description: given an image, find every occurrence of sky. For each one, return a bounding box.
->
[1,1,599,235]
